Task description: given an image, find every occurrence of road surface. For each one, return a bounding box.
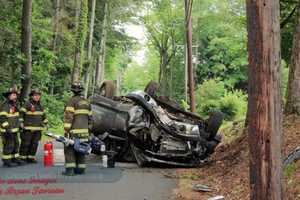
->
[0,142,177,200]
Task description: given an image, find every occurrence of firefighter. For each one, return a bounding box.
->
[19,89,48,163]
[0,86,25,167]
[63,82,92,176]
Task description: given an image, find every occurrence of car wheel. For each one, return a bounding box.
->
[206,111,223,140]
[99,80,116,98]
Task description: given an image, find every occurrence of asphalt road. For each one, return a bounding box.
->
[0,142,177,200]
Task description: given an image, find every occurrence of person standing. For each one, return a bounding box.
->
[63,82,92,176]
[0,86,25,167]
[19,89,48,163]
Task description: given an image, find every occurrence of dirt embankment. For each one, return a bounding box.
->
[174,115,300,200]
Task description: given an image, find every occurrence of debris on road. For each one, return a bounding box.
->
[192,183,212,192]
[207,196,225,200]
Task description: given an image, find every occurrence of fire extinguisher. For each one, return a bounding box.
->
[44,141,53,167]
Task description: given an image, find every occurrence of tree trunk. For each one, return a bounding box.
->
[52,0,60,52]
[49,0,60,95]
[159,50,171,96]
[184,45,188,102]
[185,0,195,113]
[83,0,96,97]
[20,0,32,101]
[285,1,300,115]
[75,0,81,31]
[71,0,88,84]
[246,0,283,199]
[94,1,108,89]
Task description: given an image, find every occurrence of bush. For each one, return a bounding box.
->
[41,92,71,135]
[219,91,247,121]
[196,79,226,117]
[196,79,247,121]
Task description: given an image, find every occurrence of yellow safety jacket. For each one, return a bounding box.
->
[64,95,92,142]
[0,101,20,133]
[20,100,48,131]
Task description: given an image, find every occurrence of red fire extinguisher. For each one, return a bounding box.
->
[44,141,53,167]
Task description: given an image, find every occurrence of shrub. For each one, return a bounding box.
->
[196,79,247,121]
[219,91,247,121]
[41,92,71,135]
[196,79,226,117]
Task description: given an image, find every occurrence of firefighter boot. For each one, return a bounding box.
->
[12,158,27,166]
[3,160,18,168]
[62,168,75,176]
[27,157,37,164]
[74,168,85,175]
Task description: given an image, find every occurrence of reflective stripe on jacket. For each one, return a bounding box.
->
[20,100,47,131]
[0,101,20,133]
[64,95,92,139]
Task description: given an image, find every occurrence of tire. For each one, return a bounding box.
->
[99,80,116,98]
[144,81,159,97]
[206,111,224,140]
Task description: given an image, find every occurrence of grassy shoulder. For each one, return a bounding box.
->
[174,115,300,200]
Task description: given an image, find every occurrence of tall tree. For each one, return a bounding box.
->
[185,0,195,112]
[246,0,283,199]
[94,0,108,89]
[83,0,96,97]
[52,0,60,52]
[49,0,61,95]
[71,0,88,83]
[20,0,32,100]
[143,0,181,97]
[286,1,300,115]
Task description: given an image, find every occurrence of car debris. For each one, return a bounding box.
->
[283,146,300,166]
[192,183,212,192]
[207,196,225,200]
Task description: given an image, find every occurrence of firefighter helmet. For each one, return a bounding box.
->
[71,82,84,93]
[2,85,19,98]
[29,88,41,96]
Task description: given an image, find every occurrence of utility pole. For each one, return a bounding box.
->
[185,0,195,112]
[246,0,283,199]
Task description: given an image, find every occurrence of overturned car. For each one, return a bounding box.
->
[89,81,223,167]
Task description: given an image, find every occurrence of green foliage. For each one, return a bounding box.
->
[280,0,298,63]
[195,79,247,121]
[41,92,71,135]
[284,163,297,179]
[122,63,156,94]
[75,0,88,73]
[193,0,248,90]
[121,46,159,95]
[196,79,226,117]
[142,0,184,97]
[219,91,247,121]
[0,0,294,128]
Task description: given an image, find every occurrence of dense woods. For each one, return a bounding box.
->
[1,0,299,131]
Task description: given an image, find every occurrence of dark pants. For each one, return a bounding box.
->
[19,130,41,160]
[1,132,19,163]
[64,145,86,170]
